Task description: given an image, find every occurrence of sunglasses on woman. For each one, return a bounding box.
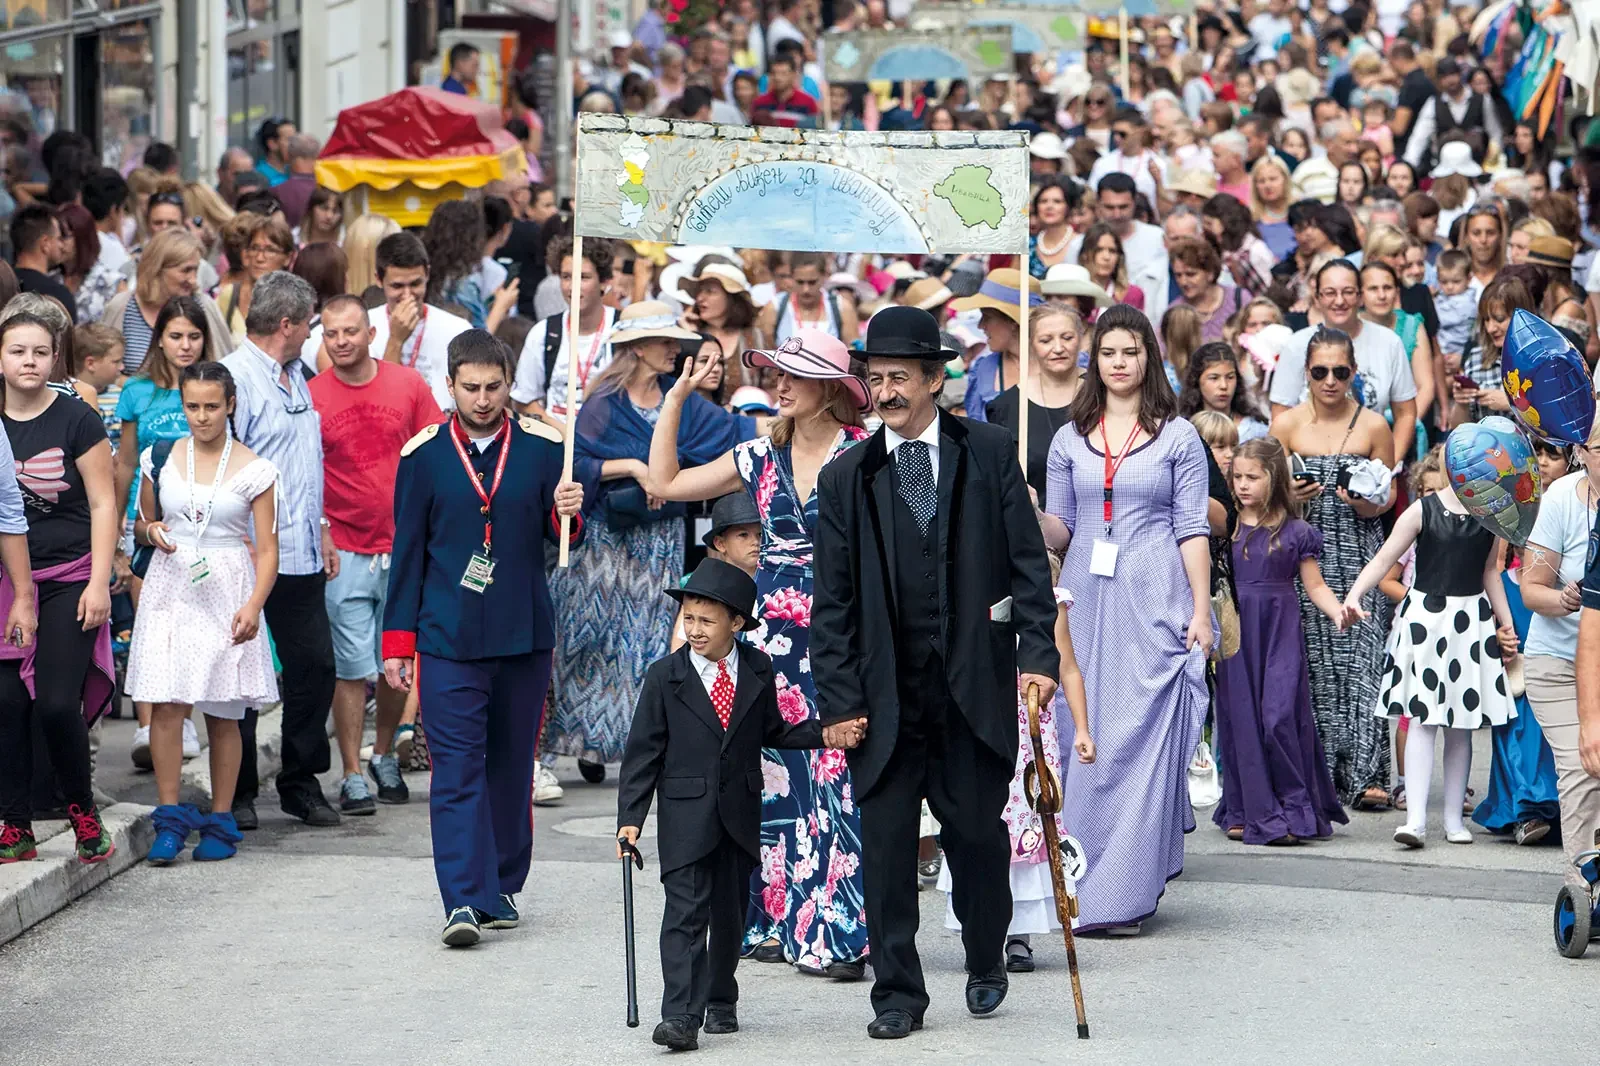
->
[1309,365,1352,381]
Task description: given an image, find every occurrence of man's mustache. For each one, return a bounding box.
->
[877,396,908,410]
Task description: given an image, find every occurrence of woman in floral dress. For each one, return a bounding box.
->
[649,328,871,977]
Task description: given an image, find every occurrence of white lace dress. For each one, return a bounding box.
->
[126,442,280,719]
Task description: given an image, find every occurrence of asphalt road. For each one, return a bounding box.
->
[3,724,1596,1066]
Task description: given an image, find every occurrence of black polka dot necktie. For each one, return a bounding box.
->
[897,440,937,536]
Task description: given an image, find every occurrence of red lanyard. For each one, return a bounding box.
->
[1100,416,1141,535]
[401,306,427,369]
[448,415,512,555]
[564,312,607,407]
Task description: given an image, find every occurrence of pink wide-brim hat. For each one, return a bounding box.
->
[742,327,871,413]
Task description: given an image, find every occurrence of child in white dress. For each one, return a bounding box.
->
[127,363,280,863]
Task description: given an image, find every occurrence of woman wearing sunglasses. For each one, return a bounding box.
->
[1272,327,1398,813]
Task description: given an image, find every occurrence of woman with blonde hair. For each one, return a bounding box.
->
[125,167,164,244]
[1251,154,1296,260]
[1161,302,1204,387]
[1508,216,1555,265]
[342,213,400,298]
[100,229,231,374]
[213,214,296,342]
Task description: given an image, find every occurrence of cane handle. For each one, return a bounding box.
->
[1024,682,1061,816]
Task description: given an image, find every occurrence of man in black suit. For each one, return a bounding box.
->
[812,306,1058,1039]
[617,559,823,1052]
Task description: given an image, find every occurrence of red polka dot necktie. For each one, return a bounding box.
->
[712,658,734,730]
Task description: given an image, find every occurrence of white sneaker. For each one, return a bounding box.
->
[1445,827,1473,844]
[1393,825,1426,849]
[533,763,564,807]
[181,718,201,759]
[130,725,152,770]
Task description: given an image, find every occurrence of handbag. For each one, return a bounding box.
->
[1211,574,1242,660]
[601,481,687,531]
[1188,740,1221,809]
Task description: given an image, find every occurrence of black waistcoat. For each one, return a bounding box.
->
[890,464,943,672]
[1434,93,1486,143]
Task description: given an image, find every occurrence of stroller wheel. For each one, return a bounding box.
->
[1554,885,1591,958]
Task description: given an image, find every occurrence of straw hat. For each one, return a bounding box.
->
[1525,236,1575,268]
[1030,132,1068,162]
[1039,263,1113,306]
[606,300,701,346]
[1168,168,1218,199]
[684,262,751,294]
[949,268,1044,322]
[903,275,954,311]
[883,260,926,281]
[1289,158,1338,205]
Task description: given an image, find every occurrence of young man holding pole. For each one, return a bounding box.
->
[381,329,586,946]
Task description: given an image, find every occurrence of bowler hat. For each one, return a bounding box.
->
[666,558,758,624]
[702,492,761,548]
[861,305,959,362]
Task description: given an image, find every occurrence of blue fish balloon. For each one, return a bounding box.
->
[1443,418,1542,546]
[1501,309,1595,447]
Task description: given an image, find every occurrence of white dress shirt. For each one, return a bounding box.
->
[884,415,942,484]
[689,644,739,701]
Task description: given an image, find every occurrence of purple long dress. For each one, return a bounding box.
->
[1213,520,1348,844]
[1046,418,1211,931]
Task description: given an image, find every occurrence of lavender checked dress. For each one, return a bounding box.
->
[1046,418,1211,931]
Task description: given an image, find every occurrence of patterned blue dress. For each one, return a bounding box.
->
[736,428,870,969]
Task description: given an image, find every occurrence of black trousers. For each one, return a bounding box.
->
[859,654,1013,1019]
[0,580,97,825]
[659,834,753,1023]
[237,572,336,805]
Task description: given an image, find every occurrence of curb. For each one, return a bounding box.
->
[0,802,155,947]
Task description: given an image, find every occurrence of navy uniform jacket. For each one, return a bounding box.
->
[617,644,822,875]
[382,415,583,663]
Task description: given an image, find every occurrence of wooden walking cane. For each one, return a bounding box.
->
[1022,682,1090,1039]
[619,838,644,1027]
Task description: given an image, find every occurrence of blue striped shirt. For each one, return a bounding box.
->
[223,339,324,575]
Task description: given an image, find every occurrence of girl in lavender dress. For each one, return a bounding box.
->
[648,328,872,976]
[1214,437,1348,845]
[1045,304,1215,935]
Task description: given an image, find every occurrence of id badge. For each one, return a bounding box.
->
[1089,538,1119,578]
[460,552,496,594]
[187,557,212,586]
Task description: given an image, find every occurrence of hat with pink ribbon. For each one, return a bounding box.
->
[742,327,871,412]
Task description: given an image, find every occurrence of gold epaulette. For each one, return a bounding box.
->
[399,423,439,457]
[518,414,565,445]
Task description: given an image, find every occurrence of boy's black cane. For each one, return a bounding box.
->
[620,838,644,1027]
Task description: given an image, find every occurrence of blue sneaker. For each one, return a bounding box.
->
[478,893,520,929]
[442,906,481,947]
[147,804,198,865]
[192,811,243,862]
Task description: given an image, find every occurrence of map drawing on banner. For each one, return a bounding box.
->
[575,115,1030,255]
[822,27,1015,83]
[907,4,1087,55]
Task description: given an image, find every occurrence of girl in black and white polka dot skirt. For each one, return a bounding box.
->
[1339,471,1518,848]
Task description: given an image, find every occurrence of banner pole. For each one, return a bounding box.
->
[1119,7,1130,101]
[559,141,583,568]
[1017,255,1031,480]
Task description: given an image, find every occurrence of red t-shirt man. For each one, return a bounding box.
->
[309,359,443,555]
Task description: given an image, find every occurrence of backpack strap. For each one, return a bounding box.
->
[542,312,565,396]
[827,290,841,333]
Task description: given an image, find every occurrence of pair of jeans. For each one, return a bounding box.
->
[237,572,336,806]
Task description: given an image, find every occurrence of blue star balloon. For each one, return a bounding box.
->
[1444,418,1542,546]
[1501,309,1595,446]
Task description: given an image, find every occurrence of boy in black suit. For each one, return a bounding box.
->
[617,559,823,1052]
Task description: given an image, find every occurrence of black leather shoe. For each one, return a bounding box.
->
[282,790,342,827]
[823,959,867,981]
[652,1016,700,1051]
[866,1009,922,1039]
[231,799,258,831]
[748,940,785,963]
[704,1005,738,1034]
[578,758,606,784]
[965,965,1009,1015]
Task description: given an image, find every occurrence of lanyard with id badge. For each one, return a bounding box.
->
[448,416,511,594]
[1092,417,1141,579]
[185,435,233,585]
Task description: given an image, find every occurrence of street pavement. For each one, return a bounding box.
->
[3,721,1597,1066]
